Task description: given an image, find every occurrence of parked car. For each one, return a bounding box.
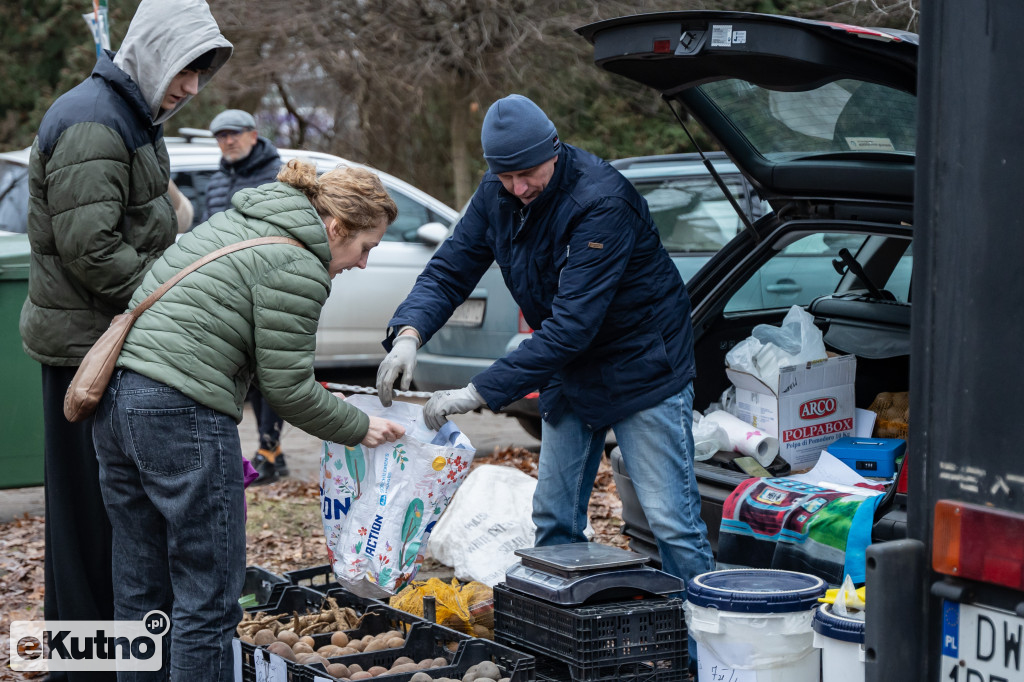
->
[0,135,458,368]
[575,10,917,562]
[413,152,765,438]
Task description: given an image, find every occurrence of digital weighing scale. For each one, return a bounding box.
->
[504,543,687,605]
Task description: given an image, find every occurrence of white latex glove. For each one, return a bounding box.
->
[376,334,418,407]
[423,384,485,431]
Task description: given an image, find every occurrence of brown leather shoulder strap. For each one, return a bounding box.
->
[131,236,306,319]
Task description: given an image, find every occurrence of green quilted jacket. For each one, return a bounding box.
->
[116,183,369,446]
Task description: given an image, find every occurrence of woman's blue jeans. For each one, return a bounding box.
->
[93,369,245,681]
[532,382,715,662]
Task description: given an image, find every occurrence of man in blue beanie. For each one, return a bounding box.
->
[378,94,714,659]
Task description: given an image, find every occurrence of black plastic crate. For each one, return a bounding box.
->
[237,585,329,682]
[241,565,288,609]
[493,583,688,682]
[285,563,348,594]
[245,584,325,615]
[302,621,464,681]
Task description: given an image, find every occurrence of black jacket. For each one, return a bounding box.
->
[201,137,282,221]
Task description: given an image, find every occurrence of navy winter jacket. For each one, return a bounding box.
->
[201,137,281,221]
[386,144,695,430]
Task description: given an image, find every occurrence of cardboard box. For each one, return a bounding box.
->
[726,354,857,471]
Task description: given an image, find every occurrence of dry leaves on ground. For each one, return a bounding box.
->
[0,447,626,678]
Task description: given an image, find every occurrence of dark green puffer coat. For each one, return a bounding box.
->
[19,0,231,365]
[116,183,369,446]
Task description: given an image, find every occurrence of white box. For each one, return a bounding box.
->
[726,354,857,471]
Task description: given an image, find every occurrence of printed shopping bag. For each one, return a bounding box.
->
[320,395,475,597]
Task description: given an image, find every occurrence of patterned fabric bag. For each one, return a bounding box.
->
[320,394,475,597]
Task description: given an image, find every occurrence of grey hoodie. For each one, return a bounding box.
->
[113,0,232,124]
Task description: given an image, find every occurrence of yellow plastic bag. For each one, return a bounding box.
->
[390,578,494,638]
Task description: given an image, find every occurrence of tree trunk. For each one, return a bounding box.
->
[449,77,473,208]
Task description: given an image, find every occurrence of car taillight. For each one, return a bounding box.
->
[518,310,532,334]
[933,500,1024,590]
[653,38,672,53]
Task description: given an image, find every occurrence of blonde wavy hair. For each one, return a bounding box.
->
[277,159,398,237]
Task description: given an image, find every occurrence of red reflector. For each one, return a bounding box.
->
[896,454,909,494]
[933,500,1024,591]
[517,310,533,334]
[524,392,539,400]
[653,38,672,53]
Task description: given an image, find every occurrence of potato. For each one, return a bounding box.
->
[266,641,296,661]
[418,658,434,669]
[476,662,501,680]
[391,656,415,667]
[338,646,360,656]
[350,673,373,680]
[385,636,406,649]
[348,663,363,673]
[276,630,299,647]
[292,642,314,655]
[326,662,350,678]
[410,674,434,682]
[330,631,350,648]
[389,663,419,674]
[240,634,254,644]
[367,666,388,677]
[433,657,450,667]
[363,638,389,653]
[299,635,316,648]
[253,629,276,646]
[347,639,366,652]
[317,645,346,658]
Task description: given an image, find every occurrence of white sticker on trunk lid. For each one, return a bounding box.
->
[711,25,733,47]
[845,137,897,152]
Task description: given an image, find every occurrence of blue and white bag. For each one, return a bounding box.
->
[319,394,475,597]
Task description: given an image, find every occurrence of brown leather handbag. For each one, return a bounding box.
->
[63,236,305,422]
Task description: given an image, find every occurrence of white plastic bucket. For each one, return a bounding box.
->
[684,568,827,682]
[813,602,866,682]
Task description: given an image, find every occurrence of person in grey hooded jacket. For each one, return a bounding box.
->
[19,2,230,676]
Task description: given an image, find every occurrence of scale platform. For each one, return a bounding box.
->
[505,543,686,605]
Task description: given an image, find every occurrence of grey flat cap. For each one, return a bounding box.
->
[210,109,256,134]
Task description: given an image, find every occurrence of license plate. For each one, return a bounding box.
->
[941,600,1024,681]
[447,298,485,327]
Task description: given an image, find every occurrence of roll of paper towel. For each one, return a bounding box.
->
[703,410,779,467]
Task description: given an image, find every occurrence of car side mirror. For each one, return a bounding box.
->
[417,222,449,246]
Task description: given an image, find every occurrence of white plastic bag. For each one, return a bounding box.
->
[725,305,827,389]
[692,411,730,461]
[427,464,538,587]
[320,395,475,597]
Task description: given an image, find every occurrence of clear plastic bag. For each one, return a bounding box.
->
[726,305,827,388]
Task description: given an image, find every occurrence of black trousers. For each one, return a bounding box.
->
[41,364,116,682]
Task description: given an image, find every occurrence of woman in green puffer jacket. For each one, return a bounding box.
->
[92,159,403,680]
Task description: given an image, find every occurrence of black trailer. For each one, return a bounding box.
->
[866,2,1024,681]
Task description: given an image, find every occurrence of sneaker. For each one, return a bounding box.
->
[275,453,289,478]
[251,452,279,486]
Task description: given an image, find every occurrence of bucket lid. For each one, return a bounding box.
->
[813,602,866,643]
[686,569,827,613]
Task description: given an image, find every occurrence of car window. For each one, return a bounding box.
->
[725,233,912,313]
[0,161,29,234]
[632,175,761,253]
[384,190,445,243]
[699,78,916,157]
[170,169,215,230]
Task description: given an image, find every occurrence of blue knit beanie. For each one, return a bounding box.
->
[481,94,560,173]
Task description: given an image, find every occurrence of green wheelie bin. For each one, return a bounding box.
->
[0,234,44,488]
